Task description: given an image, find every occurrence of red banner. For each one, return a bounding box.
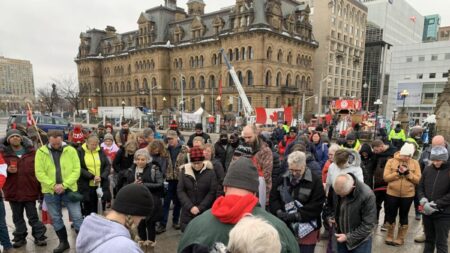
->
[333,99,362,111]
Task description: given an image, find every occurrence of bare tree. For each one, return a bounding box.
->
[53,75,82,116]
[37,83,60,114]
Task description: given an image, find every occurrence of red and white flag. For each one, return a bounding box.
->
[26,108,36,127]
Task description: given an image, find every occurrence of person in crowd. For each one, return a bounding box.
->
[322,144,340,185]
[177,147,217,231]
[34,130,83,253]
[187,123,211,148]
[0,153,15,252]
[415,135,450,242]
[270,151,325,253]
[0,130,47,248]
[359,143,377,188]
[278,127,298,159]
[95,124,106,143]
[325,174,377,253]
[341,132,361,152]
[405,128,423,160]
[388,124,406,151]
[325,149,364,193]
[169,120,185,144]
[264,136,283,186]
[142,128,155,147]
[156,130,189,234]
[371,139,398,230]
[135,132,148,149]
[68,123,86,149]
[310,132,328,169]
[203,143,225,197]
[125,149,163,251]
[288,144,322,176]
[214,132,228,168]
[242,125,273,208]
[26,126,46,149]
[148,140,169,177]
[101,133,119,163]
[417,146,450,253]
[78,135,111,216]
[383,143,421,246]
[223,133,240,171]
[180,215,282,253]
[192,136,205,148]
[113,140,139,194]
[273,121,286,144]
[177,157,299,253]
[76,184,154,253]
[282,121,290,134]
[105,123,114,135]
[115,121,135,148]
[284,134,318,165]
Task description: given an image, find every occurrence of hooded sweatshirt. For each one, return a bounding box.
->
[76,214,142,253]
[325,149,364,193]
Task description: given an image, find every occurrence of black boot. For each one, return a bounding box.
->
[54,228,70,253]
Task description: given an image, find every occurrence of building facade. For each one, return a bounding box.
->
[423,14,441,42]
[308,0,367,115]
[76,0,318,120]
[0,56,35,112]
[386,41,450,123]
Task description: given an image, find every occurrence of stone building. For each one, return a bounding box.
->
[75,0,317,119]
[0,56,35,111]
[435,69,450,141]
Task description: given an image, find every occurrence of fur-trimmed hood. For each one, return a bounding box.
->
[181,160,214,180]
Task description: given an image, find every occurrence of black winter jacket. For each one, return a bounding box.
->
[324,173,377,250]
[112,147,135,190]
[271,151,284,184]
[177,161,217,231]
[373,145,397,189]
[359,143,377,189]
[418,162,450,215]
[211,159,225,197]
[270,168,325,230]
[214,142,227,168]
[224,144,238,171]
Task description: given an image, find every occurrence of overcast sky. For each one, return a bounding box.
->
[0,0,448,91]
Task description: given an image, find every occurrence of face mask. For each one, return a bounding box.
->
[231,141,239,148]
[220,139,228,145]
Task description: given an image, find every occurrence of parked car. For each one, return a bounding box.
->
[7,114,71,138]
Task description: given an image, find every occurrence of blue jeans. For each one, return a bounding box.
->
[162,180,181,226]
[337,237,372,253]
[44,193,83,231]
[0,199,12,249]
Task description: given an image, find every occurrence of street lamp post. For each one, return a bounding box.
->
[392,108,397,121]
[374,98,383,139]
[400,89,409,109]
[363,82,371,112]
[121,100,126,120]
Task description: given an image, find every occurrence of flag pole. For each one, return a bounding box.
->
[26,102,44,146]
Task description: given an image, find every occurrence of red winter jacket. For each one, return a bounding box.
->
[278,135,296,158]
[1,139,41,202]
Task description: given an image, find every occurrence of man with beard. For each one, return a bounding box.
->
[115,121,135,148]
[223,133,240,171]
[187,123,211,148]
[214,132,228,168]
[94,124,106,143]
[242,125,273,208]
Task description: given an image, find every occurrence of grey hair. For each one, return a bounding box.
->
[333,174,355,195]
[143,128,154,138]
[227,215,281,253]
[134,149,151,162]
[328,143,340,153]
[287,151,306,167]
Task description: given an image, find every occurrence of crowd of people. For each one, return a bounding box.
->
[0,119,448,253]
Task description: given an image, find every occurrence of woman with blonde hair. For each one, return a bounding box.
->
[113,140,139,194]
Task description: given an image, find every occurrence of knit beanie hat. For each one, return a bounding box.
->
[104,133,114,141]
[234,145,253,158]
[6,129,23,143]
[190,146,205,162]
[399,142,415,157]
[195,123,203,130]
[430,146,449,161]
[112,184,154,216]
[105,123,113,132]
[72,124,85,144]
[223,157,259,193]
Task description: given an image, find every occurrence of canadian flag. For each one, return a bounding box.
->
[255,107,293,125]
[26,108,35,127]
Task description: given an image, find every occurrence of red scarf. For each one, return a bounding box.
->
[211,194,258,224]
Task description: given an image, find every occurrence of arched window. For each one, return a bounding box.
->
[179,58,183,69]
[134,79,139,91]
[235,48,240,61]
[248,46,254,59]
[151,77,157,88]
[195,56,199,67]
[120,82,125,92]
[267,47,273,60]
[265,71,272,86]
[190,76,196,89]
[247,70,253,86]
[285,74,291,87]
[241,47,246,60]
[276,72,282,86]
[287,52,293,64]
[277,50,283,62]
[228,73,233,86]
[301,76,306,89]
[174,59,178,69]
[295,75,300,88]
[209,75,216,88]
[237,71,243,83]
[212,54,217,65]
[143,78,148,90]
[199,56,204,67]
[172,78,178,89]
[114,82,119,92]
[190,57,194,68]
[199,76,205,89]
[228,49,233,61]
[306,76,312,90]
[127,81,131,91]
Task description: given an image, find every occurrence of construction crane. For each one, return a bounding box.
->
[220,48,255,124]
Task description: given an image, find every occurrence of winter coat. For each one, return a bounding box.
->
[187,132,211,148]
[383,152,421,198]
[271,151,284,184]
[77,144,111,202]
[270,168,326,230]
[359,143,377,189]
[325,149,364,193]
[211,159,225,197]
[273,127,285,143]
[112,147,135,190]
[35,143,81,194]
[373,144,397,189]
[313,142,329,169]
[125,162,164,221]
[76,214,143,253]
[419,144,450,171]
[166,143,189,181]
[324,173,377,251]
[278,135,297,158]
[306,153,322,176]
[213,142,227,168]
[151,155,169,178]
[223,144,238,171]
[251,138,273,203]
[418,162,450,215]
[177,161,217,231]
[114,129,136,147]
[1,138,41,202]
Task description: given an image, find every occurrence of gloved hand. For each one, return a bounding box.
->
[96,186,104,198]
[423,201,438,215]
[419,197,429,206]
[276,210,300,222]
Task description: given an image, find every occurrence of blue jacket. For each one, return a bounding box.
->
[314,142,328,169]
